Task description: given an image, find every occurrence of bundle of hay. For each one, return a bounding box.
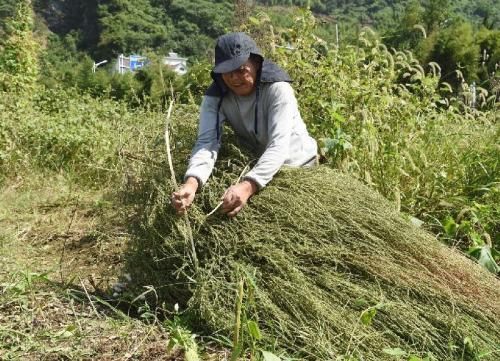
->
[123,114,499,360]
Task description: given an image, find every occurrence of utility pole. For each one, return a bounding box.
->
[92,60,108,73]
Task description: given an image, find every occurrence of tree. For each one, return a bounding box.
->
[384,0,424,50]
[0,0,39,92]
[473,0,500,29]
[97,0,170,58]
[34,0,101,54]
[164,0,232,58]
[429,21,480,85]
[422,0,451,32]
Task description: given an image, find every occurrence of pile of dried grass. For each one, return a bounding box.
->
[122,112,499,360]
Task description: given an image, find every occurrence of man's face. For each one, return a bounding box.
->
[221,59,259,96]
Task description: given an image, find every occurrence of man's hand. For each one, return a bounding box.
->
[222,179,258,217]
[171,177,199,214]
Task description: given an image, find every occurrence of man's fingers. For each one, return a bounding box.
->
[171,183,198,216]
[172,192,189,214]
[227,204,244,217]
[220,184,250,216]
[222,198,242,214]
[171,193,183,205]
[174,200,189,214]
[222,202,233,213]
[222,190,235,208]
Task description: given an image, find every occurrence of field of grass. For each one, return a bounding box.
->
[0,175,168,359]
[1,5,498,360]
[1,89,498,359]
[0,91,219,359]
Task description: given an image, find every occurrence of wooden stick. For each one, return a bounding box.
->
[205,164,250,218]
[164,100,199,272]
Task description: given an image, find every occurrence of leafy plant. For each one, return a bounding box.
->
[164,304,200,361]
[231,273,283,361]
[0,0,39,92]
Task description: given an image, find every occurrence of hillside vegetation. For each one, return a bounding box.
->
[1,0,497,96]
[1,1,499,360]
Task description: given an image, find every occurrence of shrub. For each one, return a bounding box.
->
[0,0,39,92]
[0,86,164,186]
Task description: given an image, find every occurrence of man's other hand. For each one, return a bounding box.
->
[222,179,258,217]
[171,177,199,214]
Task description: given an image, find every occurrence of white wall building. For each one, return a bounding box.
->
[163,52,188,75]
[113,52,187,75]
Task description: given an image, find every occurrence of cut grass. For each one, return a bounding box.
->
[0,270,175,360]
[118,120,500,360]
[0,175,189,360]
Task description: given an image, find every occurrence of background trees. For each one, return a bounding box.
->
[20,0,498,98]
[0,0,39,92]
[97,0,170,58]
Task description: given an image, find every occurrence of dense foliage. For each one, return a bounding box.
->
[257,0,500,27]
[1,1,499,359]
[26,0,499,99]
[33,0,232,59]
[1,1,498,271]
[0,0,39,92]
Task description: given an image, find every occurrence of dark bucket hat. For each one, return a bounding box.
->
[213,32,263,74]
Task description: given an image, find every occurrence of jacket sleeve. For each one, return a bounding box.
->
[243,83,295,189]
[184,96,223,186]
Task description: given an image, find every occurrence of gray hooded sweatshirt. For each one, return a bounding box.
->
[185,63,317,189]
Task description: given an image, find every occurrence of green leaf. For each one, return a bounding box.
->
[360,302,385,326]
[477,246,499,274]
[247,320,262,340]
[382,347,407,356]
[463,336,475,352]
[408,356,424,361]
[469,231,484,247]
[261,350,281,361]
[360,308,377,326]
[248,17,260,26]
[443,216,457,237]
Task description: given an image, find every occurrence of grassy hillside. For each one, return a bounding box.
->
[1,2,499,360]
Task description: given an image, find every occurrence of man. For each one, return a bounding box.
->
[172,32,317,217]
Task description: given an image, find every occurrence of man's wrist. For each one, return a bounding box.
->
[185,176,200,191]
[241,179,258,195]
